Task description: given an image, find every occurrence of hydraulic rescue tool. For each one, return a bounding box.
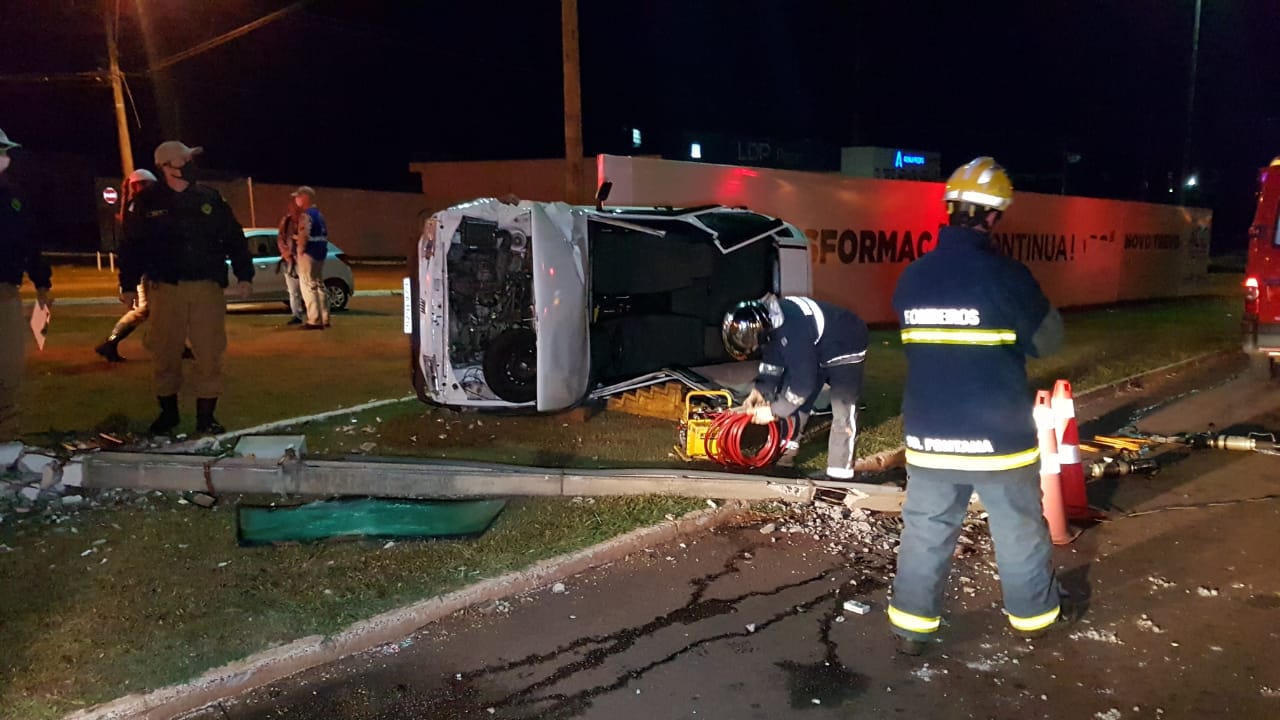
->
[676,390,796,469]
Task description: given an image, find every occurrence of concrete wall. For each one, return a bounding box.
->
[409,158,598,210]
[208,180,427,259]
[602,155,1213,324]
[95,177,427,259]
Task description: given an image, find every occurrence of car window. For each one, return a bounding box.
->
[247,234,278,258]
[695,212,784,250]
[1274,201,1280,247]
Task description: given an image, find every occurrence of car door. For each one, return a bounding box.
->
[246,231,287,300]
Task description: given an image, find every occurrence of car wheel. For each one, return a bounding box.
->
[324,279,351,311]
[483,328,537,404]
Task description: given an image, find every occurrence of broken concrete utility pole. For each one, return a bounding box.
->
[71,452,908,512]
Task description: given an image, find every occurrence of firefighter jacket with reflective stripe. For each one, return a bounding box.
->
[893,226,1052,472]
[0,184,51,289]
[120,183,253,290]
[754,296,869,418]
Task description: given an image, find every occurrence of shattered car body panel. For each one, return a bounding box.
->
[410,199,811,411]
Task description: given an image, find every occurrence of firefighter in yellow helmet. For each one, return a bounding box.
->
[888,157,1074,655]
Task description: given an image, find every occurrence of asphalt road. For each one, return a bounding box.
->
[187,356,1280,720]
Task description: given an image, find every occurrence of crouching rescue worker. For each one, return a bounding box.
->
[888,157,1072,655]
[722,294,868,479]
[120,141,253,436]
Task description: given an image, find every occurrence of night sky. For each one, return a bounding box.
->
[2,0,1278,251]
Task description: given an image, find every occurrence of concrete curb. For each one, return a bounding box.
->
[64,502,750,720]
[1072,349,1234,402]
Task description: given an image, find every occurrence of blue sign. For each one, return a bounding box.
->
[894,150,926,168]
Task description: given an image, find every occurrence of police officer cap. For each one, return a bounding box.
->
[128,168,157,183]
[0,128,20,151]
[154,140,202,167]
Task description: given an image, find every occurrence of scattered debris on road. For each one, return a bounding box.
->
[842,599,872,615]
[1070,628,1124,645]
[1136,614,1166,633]
[1196,585,1220,597]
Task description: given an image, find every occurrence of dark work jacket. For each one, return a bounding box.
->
[0,184,51,289]
[754,296,869,418]
[120,182,253,290]
[893,226,1053,473]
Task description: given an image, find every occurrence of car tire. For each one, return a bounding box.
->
[324,279,351,311]
[483,328,537,404]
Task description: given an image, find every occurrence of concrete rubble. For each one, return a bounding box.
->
[1070,628,1125,645]
[0,441,22,467]
[768,501,994,562]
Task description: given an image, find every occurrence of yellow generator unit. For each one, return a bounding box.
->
[675,390,734,461]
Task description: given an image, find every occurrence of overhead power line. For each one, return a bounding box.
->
[0,70,107,85]
[148,0,314,72]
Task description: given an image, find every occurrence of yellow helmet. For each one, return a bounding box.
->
[944,156,1014,212]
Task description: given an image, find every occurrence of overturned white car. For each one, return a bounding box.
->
[407,197,811,411]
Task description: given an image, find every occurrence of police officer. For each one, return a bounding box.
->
[888,157,1070,655]
[120,141,253,435]
[0,128,52,443]
[722,294,868,479]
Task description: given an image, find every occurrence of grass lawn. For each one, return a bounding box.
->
[0,282,1243,718]
[0,493,703,720]
[15,295,410,444]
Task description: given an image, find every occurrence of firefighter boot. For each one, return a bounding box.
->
[196,397,225,435]
[94,325,136,363]
[1015,595,1085,640]
[148,395,180,436]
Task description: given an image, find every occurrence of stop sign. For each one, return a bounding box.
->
[103,187,119,205]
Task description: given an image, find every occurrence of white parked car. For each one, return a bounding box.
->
[230,228,356,310]
[407,196,811,411]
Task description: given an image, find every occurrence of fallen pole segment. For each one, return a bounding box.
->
[73,452,907,510]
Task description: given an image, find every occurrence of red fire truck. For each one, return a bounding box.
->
[1243,157,1280,377]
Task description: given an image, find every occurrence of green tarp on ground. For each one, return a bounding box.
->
[236,497,507,546]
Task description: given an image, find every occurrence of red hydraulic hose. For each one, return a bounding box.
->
[704,411,795,469]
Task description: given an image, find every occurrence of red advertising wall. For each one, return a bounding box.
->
[600,155,1212,323]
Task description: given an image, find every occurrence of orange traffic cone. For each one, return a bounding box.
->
[1052,379,1098,521]
[1035,390,1074,544]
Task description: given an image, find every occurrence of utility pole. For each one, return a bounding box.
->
[561,0,584,202]
[103,0,135,178]
[1178,0,1201,206]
